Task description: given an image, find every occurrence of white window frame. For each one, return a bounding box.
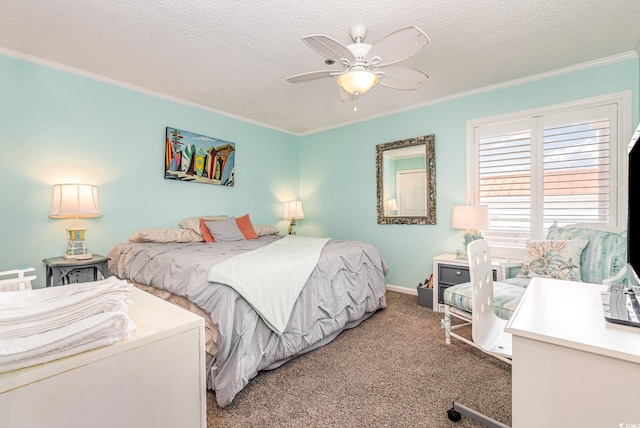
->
[465,91,632,259]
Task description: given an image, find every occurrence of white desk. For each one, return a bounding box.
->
[0,287,206,428]
[506,278,640,427]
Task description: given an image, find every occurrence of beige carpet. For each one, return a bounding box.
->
[206,291,512,427]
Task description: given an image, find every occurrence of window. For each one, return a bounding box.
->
[466,93,630,258]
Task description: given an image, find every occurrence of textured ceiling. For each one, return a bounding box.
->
[1,1,640,135]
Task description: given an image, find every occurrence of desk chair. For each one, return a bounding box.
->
[468,239,512,362]
[447,240,511,427]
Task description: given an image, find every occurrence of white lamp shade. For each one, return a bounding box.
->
[337,69,379,95]
[50,184,102,218]
[282,200,304,220]
[451,205,488,230]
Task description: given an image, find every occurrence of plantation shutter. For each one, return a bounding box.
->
[475,119,532,249]
[540,105,617,230]
[471,103,618,254]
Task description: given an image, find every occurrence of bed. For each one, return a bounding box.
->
[107,218,388,407]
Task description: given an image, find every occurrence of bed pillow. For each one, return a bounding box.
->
[204,217,246,242]
[236,214,259,240]
[129,228,203,243]
[200,215,259,242]
[516,239,589,281]
[199,218,217,243]
[253,224,279,236]
[179,215,228,237]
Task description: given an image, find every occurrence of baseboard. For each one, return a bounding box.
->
[386,284,417,295]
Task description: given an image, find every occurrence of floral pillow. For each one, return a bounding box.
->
[517,239,589,281]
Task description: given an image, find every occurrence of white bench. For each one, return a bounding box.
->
[0,267,36,292]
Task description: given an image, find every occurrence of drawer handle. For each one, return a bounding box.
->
[455,270,462,276]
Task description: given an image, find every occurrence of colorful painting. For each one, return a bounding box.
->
[165,127,235,186]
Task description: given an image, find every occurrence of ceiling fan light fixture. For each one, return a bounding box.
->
[337,70,379,95]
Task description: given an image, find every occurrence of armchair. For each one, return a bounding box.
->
[441,222,627,345]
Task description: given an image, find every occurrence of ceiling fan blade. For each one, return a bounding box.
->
[303,35,356,64]
[286,70,342,83]
[367,26,430,67]
[338,88,359,102]
[375,66,429,90]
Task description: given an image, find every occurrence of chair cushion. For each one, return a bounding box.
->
[444,281,527,320]
[546,223,627,284]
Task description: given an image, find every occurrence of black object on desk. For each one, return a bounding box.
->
[43,254,110,287]
[602,284,640,328]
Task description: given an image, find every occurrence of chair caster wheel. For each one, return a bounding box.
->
[447,408,462,422]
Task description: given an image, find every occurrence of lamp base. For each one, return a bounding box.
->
[65,244,91,258]
[463,230,484,247]
[456,230,485,259]
[64,253,93,260]
[288,219,297,235]
[64,230,92,260]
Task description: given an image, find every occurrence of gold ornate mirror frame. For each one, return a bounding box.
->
[376,134,436,225]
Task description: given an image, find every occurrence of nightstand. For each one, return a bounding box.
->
[432,254,519,312]
[43,254,110,287]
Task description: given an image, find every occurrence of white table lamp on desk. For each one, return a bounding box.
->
[49,183,102,260]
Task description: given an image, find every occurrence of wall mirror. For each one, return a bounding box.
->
[376,134,436,224]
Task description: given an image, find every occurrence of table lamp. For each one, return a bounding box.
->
[49,183,102,259]
[384,199,399,216]
[282,200,304,235]
[451,204,489,259]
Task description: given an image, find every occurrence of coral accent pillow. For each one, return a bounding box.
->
[199,218,217,243]
[516,239,589,281]
[236,214,259,240]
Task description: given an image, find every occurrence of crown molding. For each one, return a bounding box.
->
[0,47,297,136]
[301,51,639,136]
[2,46,636,138]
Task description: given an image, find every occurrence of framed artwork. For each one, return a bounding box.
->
[165,127,236,186]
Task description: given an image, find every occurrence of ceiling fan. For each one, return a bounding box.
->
[287,24,430,102]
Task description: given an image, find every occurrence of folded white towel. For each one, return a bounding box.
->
[0,296,131,340]
[0,276,130,316]
[0,311,136,373]
[0,277,136,373]
[0,278,131,327]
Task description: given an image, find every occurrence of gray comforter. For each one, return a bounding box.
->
[108,235,388,407]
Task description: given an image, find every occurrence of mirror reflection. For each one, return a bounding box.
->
[376,135,436,225]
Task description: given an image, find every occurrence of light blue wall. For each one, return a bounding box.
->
[0,54,300,285]
[1,53,638,291]
[299,57,639,290]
